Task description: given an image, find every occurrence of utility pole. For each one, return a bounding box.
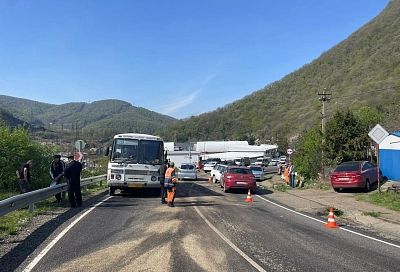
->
[318,88,331,178]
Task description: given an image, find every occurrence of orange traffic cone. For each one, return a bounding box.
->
[325,208,339,228]
[245,189,253,203]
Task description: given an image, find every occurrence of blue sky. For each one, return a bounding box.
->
[0,0,389,119]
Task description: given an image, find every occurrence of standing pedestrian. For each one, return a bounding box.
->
[64,154,83,208]
[16,160,33,194]
[49,154,65,204]
[158,161,168,204]
[164,162,177,207]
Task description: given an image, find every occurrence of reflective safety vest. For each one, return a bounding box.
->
[164,167,176,187]
[165,168,175,178]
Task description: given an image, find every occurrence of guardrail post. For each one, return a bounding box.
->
[29,202,35,213]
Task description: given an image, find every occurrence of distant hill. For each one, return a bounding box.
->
[159,0,400,142]
[0,96,176,140]
[0,107,45,131]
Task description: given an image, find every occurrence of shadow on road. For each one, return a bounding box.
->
[0,191,109,272]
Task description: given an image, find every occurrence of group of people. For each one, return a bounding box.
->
[159,161,177,207]
[17,156,178,209]
[17,154,83,208]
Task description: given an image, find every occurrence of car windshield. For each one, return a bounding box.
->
[111,138,163,165]
[181,164,195,170]
[228,168,252,174]
[335,163,360,172]
[250,167,262,171]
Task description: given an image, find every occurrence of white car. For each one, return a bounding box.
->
[203,161,218,173]
[210,164,227,183]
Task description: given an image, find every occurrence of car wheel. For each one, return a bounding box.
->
[223,183,229,193]
[109,187,115,196]
[364,180,371,192]
[212,176,217,183]
[333,188,341,193]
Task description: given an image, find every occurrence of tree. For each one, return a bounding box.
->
[0,124,55,192]
[292,126,323,181]
[324,110,369,164]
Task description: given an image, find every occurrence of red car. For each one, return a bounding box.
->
[220,166,256,193]
[330,161,381,192]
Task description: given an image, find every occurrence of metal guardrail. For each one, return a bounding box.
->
[0,174,107,217]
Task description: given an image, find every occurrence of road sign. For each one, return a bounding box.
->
[368,124,389,144]
[75,140,86,151]
[287,148,293,155]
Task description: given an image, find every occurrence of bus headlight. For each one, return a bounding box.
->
[111,169,123,174]
[151,176,157,181]
[116,174,122,180]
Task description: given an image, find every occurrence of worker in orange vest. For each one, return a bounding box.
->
[164,162,177,207]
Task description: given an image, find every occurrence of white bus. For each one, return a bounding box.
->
[106,133,165,196]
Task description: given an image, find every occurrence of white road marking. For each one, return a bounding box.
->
[23,196,113,272]
[193,206,267,272]
[255,194,400,249]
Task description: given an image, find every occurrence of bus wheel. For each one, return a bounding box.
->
[109,187,115,196]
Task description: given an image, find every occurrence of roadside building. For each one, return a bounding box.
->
[379,131,400,181]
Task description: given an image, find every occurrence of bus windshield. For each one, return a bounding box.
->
[111,138,163,165]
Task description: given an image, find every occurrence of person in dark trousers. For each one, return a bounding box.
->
[17,160,33,194]
[49,154,65,204]
[64,155,83,208]
[158,162,168,204]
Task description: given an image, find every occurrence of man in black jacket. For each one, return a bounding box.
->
[49,154,65,204]
[64,155,83,208]
[158,162,168,204]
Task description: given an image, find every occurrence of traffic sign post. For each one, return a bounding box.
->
[75,140,86,152]
[368,124,389,193]
[287,148,293,164]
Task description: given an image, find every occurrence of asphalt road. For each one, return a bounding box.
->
[14,178,400,272]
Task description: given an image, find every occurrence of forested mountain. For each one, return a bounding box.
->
[159,0,400,142]
[0,96,176,140]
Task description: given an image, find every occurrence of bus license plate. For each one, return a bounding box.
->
[129,183,144,188]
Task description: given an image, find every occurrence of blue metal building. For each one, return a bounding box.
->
[379,131,400,181]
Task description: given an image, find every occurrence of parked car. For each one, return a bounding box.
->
[268,158,279,166]
[250,166,264,181]
[178,163,197,180]
[210,164,227,183]
[220,166,256,193]
[330,161,382,192]
[203,161,218,173]
[254,157,269,167]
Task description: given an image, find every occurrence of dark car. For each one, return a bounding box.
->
[330,161,382,192]
[220,166,256,193]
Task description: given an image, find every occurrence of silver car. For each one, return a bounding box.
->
[250,166,264,181]
[178,163,197,180]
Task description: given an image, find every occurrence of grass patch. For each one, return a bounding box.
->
[362,211,382,218]
[0,198,58,240]
[275,184,289,192]
[356,191,400,211]
[0,181,107,240]
[303,180,332,191]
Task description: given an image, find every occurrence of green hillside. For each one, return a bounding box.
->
[0,96,176,139]
[159,0,400,142]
